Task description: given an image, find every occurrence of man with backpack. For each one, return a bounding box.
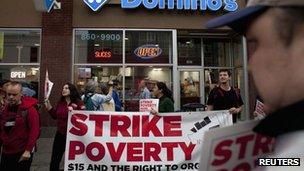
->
[207,69,243,123]
[0,81,40,171]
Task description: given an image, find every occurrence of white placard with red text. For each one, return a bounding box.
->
[200,120,275,171]
[65,110,232,171]
[139,99,159,112]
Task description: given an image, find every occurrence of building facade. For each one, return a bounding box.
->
[0,0,251,126]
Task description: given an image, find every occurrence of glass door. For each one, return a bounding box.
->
[179,69,203,110]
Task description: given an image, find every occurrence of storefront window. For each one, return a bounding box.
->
[0,65,39,98]
[74,30,123,63]
[0,30,40,63]
[232,38,243,67]
[180,71,201,108]
[178,38,201,66]
[74,66,122,95]
[203,38,231,67]
[124,66,172,111]
[0,29,40,98]
[125,31,172,64]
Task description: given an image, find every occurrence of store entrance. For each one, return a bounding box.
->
[179,69,204,111]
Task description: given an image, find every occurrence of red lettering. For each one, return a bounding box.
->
[162,142,179,161]
[106,143,126,162]
[212,140,233,166]
[179,142,195,160]
[95,51,99,58]
[94,51,112,58]
[111,115,131,137]
[127,143,143,161]
[69,114,88,136]
[236,134,255,159]
[86,142,105,161]
[163,116,182,136]
[144,143,161,161]
[137,47,160,58]
[252,134,274,156]
[142,115,162,137]
[68,141,85,160]
[132,115,140,137]
[89,115,109,136]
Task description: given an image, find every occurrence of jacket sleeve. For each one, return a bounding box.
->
[0,113,2,146]
[76,100,85,110]
[165,98,175,112]
[48,107,57,119]
[25,106,40,152]
[207,89,215,105]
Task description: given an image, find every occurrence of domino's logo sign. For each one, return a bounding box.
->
[83,0,108,11]
[45,0,55,12]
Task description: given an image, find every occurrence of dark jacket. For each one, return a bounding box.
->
[0,97,40,154]
[48,100,84,135]
[159,96,174,113]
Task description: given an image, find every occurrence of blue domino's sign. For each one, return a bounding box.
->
[45,0,55,12]
[84,0,238,12]
[83,0,109,11]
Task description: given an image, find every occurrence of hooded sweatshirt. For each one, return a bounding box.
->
[0,96,40,154]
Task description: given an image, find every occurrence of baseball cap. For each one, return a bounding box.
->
[206,0,304,33]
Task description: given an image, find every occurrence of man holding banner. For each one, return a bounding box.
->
[207,69,243,123]
[207,0,304,170]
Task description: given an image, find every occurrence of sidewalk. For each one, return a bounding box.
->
[31,127,64,171]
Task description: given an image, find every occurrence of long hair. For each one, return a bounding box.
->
[156,82,174,102]
[60,83,81,103]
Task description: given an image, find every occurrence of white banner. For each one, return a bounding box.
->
[200,120,275,171]
[65,110,232,171]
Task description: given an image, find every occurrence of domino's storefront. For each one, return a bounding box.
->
[0,0,252,126]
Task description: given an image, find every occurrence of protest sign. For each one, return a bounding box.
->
[139,99,159,112]
[200,120,275,171]
[254,100,266,120]
[65,110,232,171]
[44,69,53,99]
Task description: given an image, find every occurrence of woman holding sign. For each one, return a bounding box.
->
[44,83,85,171]
[151,82,174,114]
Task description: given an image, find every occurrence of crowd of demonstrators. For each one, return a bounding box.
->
[151,82,174,114]
[139,79,151,99]
[0,81,40,171]
[81,80,113,111]
[206,69,244,123]
[206,0,304,168]
[44,83,85,171]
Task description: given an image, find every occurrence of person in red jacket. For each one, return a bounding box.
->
[0,81,40,171]
[44,82,84,171]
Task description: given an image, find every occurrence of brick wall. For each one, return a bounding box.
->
[39,0,73,126]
